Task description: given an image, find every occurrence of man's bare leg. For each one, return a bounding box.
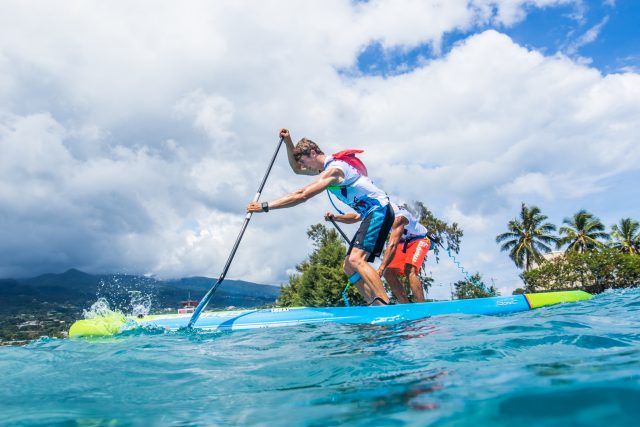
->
[343,259,367,298]
[405,265,426,302]
[383,270,409,304]
[344,248,389,305]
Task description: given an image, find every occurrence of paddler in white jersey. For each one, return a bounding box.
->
[327,202,431,303]
[247,128,394,306]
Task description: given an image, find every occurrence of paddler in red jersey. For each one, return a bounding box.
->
[326,202,432,303]
[247,128,394,306]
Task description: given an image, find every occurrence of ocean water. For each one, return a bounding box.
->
[1,289,639,427]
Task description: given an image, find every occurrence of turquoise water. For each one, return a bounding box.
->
[1,289,639,427]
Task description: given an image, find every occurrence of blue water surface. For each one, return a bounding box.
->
[1,288,639,427]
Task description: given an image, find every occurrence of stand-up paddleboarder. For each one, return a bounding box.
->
[247,128,394,306]
[327,202,432,303]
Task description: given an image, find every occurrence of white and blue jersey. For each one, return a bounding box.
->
[390,203,428,242]
[323,157,389,217]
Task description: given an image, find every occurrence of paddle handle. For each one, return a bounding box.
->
[188,137,285,327]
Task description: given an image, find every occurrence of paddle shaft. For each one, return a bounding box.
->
[188,137,285,327]
[329,217,351,243]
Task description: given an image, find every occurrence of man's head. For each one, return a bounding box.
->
[293,138,325,170]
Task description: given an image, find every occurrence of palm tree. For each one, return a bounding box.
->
[610,218,640,255]
[496,203,558,271]
[557,209,610,252]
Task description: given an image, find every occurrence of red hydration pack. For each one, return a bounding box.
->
[331,149,368,176]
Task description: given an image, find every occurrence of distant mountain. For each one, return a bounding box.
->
[0,269,283,342]
[0,269,281,315]
[165,276,281,297]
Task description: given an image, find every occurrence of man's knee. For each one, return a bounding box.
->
[384,269,399,281]
[347,248,369,267]
[405,265,418,277]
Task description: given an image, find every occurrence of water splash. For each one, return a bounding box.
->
[82,291,151,320]
[82,297,117,319]
[128,290,151,317]
[94,275,157,316]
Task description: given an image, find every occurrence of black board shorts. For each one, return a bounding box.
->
[347,204,395,262]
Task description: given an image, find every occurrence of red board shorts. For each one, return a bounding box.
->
[387,238,431,276]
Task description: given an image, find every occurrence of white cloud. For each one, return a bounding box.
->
[474,0,578,27]
[0,1,638,298]
[565,16,610,56]
[444,204,490,232]
[174,90,235,143]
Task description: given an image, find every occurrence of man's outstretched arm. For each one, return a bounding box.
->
[247,168,342,212]
[325,212,361,224]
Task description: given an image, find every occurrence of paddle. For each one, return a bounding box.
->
[188,137,285,327]
[328,217,350,243]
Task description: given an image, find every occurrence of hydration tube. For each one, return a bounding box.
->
[429,234,494,295]
[326,191,345,215]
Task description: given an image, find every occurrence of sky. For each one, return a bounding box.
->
[0,0,638,298]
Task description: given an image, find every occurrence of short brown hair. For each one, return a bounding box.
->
[293,138,324,161]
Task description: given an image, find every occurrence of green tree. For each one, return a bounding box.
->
[496,203,558,271]
[558,209,609,253]
[522,248,640,293]
[453,273,497,299]
[278,224,364,307]
[610,218,640,255]
[413,201,463,262]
